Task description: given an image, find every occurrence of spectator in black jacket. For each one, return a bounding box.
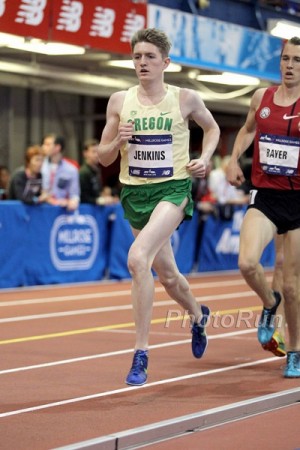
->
[79,139,118,205]
[9,145,48,204]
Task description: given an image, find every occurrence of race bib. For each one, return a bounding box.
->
[259,133,300,176]
[127,134,173,178]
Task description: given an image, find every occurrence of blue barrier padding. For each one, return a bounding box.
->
[108,203,133,280]
[0,202,275,288]
[198,206,275,272]
[0,202,112,288]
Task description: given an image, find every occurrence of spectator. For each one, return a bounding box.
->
[79,138,118,205]
[209,156,249,204]
[41,133,80,211]
[8,145,48,204]
[192,158,215,212]
[0,165,10,200]
[42,132,79,169]
[209,155,249,220]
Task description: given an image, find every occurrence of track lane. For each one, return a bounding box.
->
[0,272,296,450]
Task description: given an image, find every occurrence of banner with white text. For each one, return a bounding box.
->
[0,0,147,54]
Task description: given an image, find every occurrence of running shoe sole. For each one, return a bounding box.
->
[261,332,286,357]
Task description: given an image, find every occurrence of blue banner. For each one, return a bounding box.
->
[0,202,112,288]
[171,212,199,274]
[108,203,134,280]
[198,206,275,272]
[0,202,275,288]
[148,5,282,82]
[0,202,28,287]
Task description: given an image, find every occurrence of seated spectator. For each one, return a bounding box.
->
[0,165,10,200]
[79,139,119,205]
[41,133,80,211]
[8,145,48,204]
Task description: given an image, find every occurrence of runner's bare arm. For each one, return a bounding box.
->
[181,89,220,178]
[226,88,265,186]
[98,91,134,167]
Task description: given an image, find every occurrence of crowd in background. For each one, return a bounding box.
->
[0,135,251,271]
[0,135,120,209]
[1,136,250,219]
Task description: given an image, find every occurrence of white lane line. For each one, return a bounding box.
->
[0,329,256,375]
[0,291,257,323]
[0,305,132,323]
[0,355,280,419]
[0,278,253,307]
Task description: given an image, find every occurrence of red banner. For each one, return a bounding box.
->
[0,0,147,55]
[0,0,50,40]
[51,0,147,54]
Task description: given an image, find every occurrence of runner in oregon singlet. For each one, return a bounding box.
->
[119,84,190,185]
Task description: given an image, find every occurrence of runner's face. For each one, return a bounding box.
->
[132,42,170,81]
[280,43,300,87]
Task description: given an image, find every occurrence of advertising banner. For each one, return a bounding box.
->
[148,4,283,82]
[51,0,147,53]
[0,0,50,39]
[0,0,147,54]
[0,202,275,288]
[0,2,282,78]
[0,202,112,288]
[198,206,275,272]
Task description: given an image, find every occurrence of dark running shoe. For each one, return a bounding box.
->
[257,291,281,345]
[191,305,210,358]
[125,349,148,386]
[284,351,300,378]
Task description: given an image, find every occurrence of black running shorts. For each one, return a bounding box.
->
[248,188,300,234]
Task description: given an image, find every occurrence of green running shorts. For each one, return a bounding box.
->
[120,178,193,230]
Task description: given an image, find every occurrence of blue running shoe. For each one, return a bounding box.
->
[125,350,148,386]
[191,305,210,359]
[257,291,281,345]
[284,351,300,378]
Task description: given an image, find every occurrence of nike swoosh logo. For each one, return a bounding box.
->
[283,113,300,120]
[160,112,171,116]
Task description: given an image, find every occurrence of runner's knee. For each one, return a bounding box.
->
[238,257,258,277]
[159,271,188,294]
[282,282,299,305]
[127,246,148,276]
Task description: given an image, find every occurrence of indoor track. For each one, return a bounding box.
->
[0,271,299,449]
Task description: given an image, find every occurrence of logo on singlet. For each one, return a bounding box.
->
[283,113,300,120]
[259,107,270,119]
